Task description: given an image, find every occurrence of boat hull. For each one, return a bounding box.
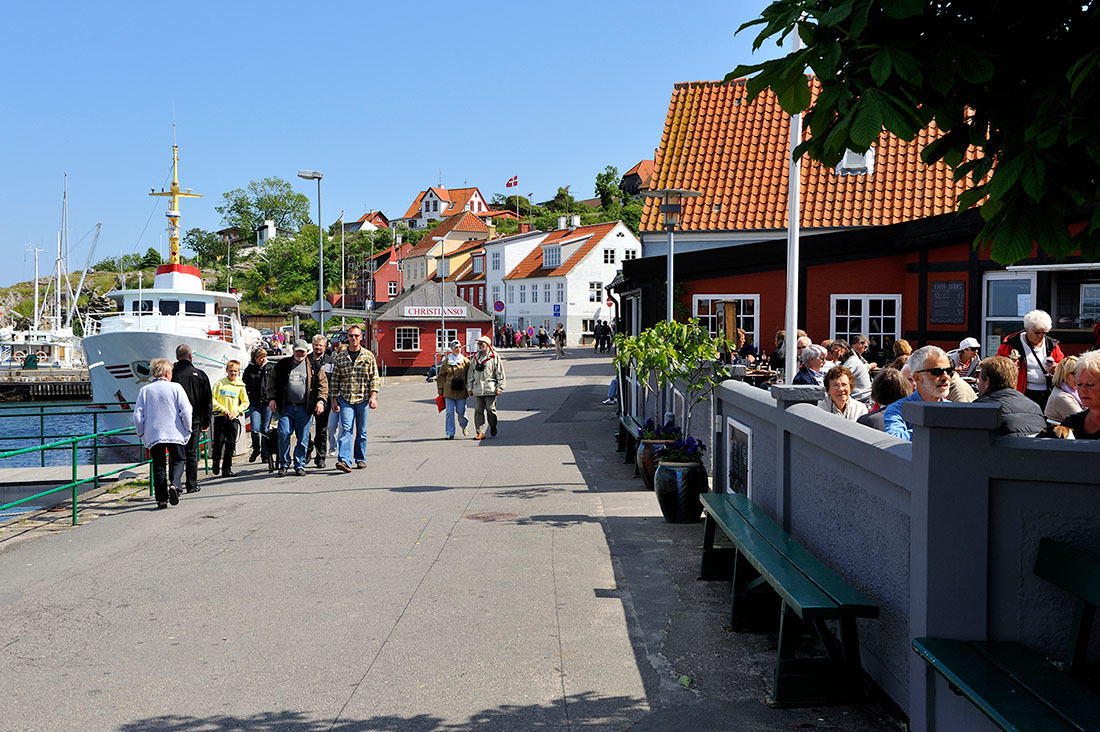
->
[83,331,249,432]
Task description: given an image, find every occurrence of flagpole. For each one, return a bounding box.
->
[783,25,803,384]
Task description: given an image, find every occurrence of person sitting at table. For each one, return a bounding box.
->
[817,365,868,421]
[793,345,827,386]
[1059,351,1100,439]
[857,368,912,431]
[1044,355,1082,424]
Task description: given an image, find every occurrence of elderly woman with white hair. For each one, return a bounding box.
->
[792,344,827,386]
[1059,351,1100,439]
[996,309,1065,409]
[133,358,193,510]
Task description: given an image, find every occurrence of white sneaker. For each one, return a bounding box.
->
[462,425,469,436]
[602,398,615,405]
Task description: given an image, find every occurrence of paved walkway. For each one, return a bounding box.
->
[0,349,900,731]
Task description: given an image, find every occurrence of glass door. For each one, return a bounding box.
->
[982,272,1035,353]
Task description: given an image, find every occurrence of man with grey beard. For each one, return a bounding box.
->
[883,345,955,441]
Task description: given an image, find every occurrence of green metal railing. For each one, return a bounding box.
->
[0,401,138,467]
[0,402,212,525]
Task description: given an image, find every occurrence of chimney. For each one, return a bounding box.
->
[571,214,581,228]
[519,222,530,234]
[557,216,567,230]
[487,222,497,240]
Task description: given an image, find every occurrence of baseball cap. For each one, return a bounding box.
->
[293,339,309,352]
[449,339,461,348]
[959,337,981,351]
[476,335,492,345]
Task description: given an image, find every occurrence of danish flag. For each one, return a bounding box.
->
[506,176,518,188]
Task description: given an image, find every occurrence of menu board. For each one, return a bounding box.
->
[930,280,966,324]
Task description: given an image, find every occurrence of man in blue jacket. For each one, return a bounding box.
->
[883,345,954,441]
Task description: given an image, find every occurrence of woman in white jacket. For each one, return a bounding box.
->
[134,358,193,509]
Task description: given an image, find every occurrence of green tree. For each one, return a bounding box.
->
[182,228,226,266]
[544,186,577,212]
[730,0,1100,263]
[594,165,621,209]
[490,193,535,216]
[215,177,311,236]
[141,247,162,268]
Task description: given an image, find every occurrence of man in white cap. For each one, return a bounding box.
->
[466,335,506,439]
[947,337,981,379]
[267,339,328,476]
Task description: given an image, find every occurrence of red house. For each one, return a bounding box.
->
[617,79,1100,357]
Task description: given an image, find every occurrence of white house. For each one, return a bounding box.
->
[502,218,640,344]
[394,186,491,230]
[482,226,549,319]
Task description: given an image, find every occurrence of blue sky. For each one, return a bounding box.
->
[0,0,781,287]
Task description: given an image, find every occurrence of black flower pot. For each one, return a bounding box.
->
[653,461,707,523]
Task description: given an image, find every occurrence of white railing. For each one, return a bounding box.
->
[84,313,240,344]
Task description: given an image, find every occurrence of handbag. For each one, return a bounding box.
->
[435,395,446,413]
[450,376,465,392]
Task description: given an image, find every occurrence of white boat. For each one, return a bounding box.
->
[0,322,83,369]
[81,145,257,429]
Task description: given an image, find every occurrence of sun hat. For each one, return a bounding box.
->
[959,337,981,351]
[476,335,492,345]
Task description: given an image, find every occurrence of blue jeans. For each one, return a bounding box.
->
[277,403,313,469]
[445,397,468,437]
[337,397,369,465]
[249,404,272,458]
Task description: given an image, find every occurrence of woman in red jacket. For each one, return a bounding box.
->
[995,309,1064,409]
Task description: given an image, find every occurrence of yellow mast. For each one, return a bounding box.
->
[149,145,202,265]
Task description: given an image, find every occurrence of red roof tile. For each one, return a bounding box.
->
[406,212,489,257]
[640,79,978,232]
[504,222,619,280]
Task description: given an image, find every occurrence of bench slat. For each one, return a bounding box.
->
[723,492,879,618]
[971,642,1100,732]
[913,638,1079,732]
[700,494,840,619]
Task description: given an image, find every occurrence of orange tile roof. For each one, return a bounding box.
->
[640,78,979,233]
[624,159,654,187]
[406,212,489,257]
[401,191,427,220]
[400,186,486,220]
[504,222,619,280]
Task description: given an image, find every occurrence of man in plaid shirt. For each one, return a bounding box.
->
[329,324,381,472]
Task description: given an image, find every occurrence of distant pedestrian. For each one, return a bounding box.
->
[553,324,566,359]
[171,344,212,494]
[243,347,273,464]
[306,334,334,469]
[329,324,380,473]
[537,325,549,348]
[267,339,328,477]
[133,358,192,510]
[436,339,471,439]
[467,335,506,439]
[211,360,249,477]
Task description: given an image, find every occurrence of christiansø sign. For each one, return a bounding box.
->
[404,306,468,318]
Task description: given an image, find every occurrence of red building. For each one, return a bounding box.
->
[371,281,493,375]
[338,240,413,309]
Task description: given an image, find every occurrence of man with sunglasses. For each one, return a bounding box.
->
[883,346,956,441]
[329,325,380,473]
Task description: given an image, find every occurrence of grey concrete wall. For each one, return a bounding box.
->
[712,380,1100,732]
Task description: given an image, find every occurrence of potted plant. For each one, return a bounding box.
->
[635,418,681,491]
[653,436,708,523]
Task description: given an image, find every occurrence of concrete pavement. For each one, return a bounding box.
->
[0,347,901,731]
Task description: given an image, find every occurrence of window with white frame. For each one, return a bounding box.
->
[435,328,457,351]
[388,281,398,297]
[830,294,901,354]
[692,295,760,347]
[492,285,500,304]
[556,282,564,302]
[623,249,638,260]
[543,283,551,302]
[491,251,501,270]
[589,281,603,302]
[519,284,526,304]
[395,327,420,350]
[582,318,596,333]
[603,248,615,264]
[506,284,514,304]
[531,284,538,303]
[544,246,561,268]
[473,256,483,274]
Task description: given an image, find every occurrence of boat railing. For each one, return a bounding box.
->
[84,313,240,344]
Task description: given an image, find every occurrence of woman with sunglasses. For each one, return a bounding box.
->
[996,309,1064,409]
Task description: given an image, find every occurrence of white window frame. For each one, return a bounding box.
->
[589,281,603,303]
[691,294,760,347]
[603,248,615,264]
[556,282,564,303]
[981,271,1036,353]
[544,246,561,268]
[435,328,457,351]
[829,294,902,349]
[836,147,875,176]
[394,327,420,351]
[506,284,514,304]
[492,285,501,304]
[473,257,484,274]
[388,281,398,297]
[491,251,501,271]
[519,284,526,304]
[623,249,638,260]
[531,283,538,303]
[543,282,551,302]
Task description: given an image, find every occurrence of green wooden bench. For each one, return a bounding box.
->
[699,491,880,706]
[913,538,1100,732]
[616,413,644,468]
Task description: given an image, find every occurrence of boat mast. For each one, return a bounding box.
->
[150,140,202,265]
[26,247,43,332]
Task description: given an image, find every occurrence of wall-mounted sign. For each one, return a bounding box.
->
[404,306,468,319]
[929,280,966,324]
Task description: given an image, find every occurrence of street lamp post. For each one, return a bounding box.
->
[298,169,324,334]
[648,188,701,322]
[432,235,447,352]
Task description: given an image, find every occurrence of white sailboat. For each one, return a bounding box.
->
[81,144,258,428]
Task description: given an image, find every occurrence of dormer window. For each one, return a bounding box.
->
[473,256,484,274]
[837,148,874,176]
[544,246,561,268]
